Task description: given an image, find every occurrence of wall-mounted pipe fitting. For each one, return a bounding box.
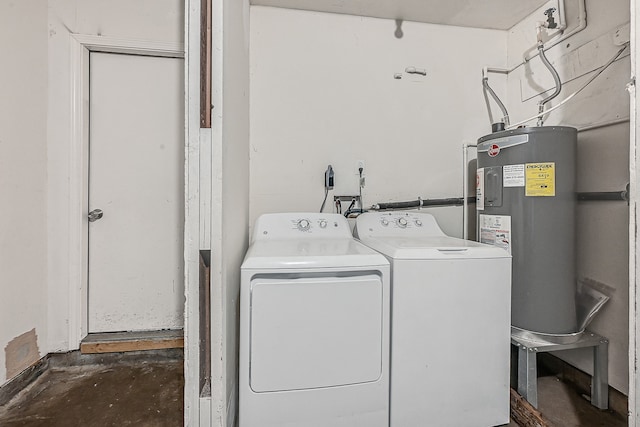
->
[405,66,427,76]
[578,184,630,202]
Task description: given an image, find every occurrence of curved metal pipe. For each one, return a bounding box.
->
[537,42,562,126]
[482,68,510,127]
[507,43,628,129]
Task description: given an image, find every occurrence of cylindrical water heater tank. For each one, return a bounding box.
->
[477,126,577,334]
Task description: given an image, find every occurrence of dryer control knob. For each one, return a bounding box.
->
[397,217,408,227]
[297,219,311,231]
[415,220,422,226]
[381,218,389,226]
[319,220,327,229]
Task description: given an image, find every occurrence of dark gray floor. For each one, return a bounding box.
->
[0,352,183,427]
[535,375,626,427]
[0,350,628,426]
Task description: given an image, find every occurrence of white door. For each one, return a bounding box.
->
[88,52,184,333]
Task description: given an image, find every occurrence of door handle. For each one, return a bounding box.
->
[88,209,104,222]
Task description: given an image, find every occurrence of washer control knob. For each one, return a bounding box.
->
[381,218,389,226]
[415,219,423,226]
[297,219,311,231]
[319,220,327,229]
[397,217,408,228]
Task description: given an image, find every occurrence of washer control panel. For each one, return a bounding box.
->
[252,213,352,241]
[379,213,426,230]
[356,211,446,238]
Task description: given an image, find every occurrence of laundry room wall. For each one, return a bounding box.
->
[47,0,184,352]
[503,0,630,393]
[0,0,49,387]
[249,6,508,237]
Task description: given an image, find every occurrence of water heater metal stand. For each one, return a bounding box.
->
[512,331,609,409]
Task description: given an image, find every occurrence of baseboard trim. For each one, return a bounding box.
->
[0,355,49,406]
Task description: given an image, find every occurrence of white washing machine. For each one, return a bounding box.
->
[355,211,511,427]
[239,213,390,427]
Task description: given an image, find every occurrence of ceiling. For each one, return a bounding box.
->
[250,0,552,30]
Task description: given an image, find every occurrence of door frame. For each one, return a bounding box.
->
[67,35,184,345]
[631,0,639,423]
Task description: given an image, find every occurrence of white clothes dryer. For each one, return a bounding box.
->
[355,211,511,427]
[239,213,390,427]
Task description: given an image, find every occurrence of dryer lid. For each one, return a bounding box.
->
[250,212,353,243]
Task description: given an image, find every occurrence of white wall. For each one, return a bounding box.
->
[0,0,49,386]
[209,0,251,424]
[47,0,184,352]
[505,0,631,393]
[250,6,508,237]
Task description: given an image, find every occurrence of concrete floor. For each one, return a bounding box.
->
[0,350,183,427]
[534,375,626,427]
[0,350,628,426]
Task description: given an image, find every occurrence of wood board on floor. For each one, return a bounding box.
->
[510,388,550,427]
[80,330,184,354]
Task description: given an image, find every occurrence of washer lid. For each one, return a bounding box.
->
[358,235,510,260]
[242,238,388,269]
[355,211,509,259]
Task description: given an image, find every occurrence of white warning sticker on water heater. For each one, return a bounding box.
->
[476,168,484,211]
[479,214,512,254]
[503,164,525,187]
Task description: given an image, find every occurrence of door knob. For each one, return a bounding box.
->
[88,209,104,222]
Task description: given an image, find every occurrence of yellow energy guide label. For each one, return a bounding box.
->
[525,162,555,197]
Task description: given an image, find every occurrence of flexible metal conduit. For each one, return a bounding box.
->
[536,41,562,126]
[482,68,510,127]
[371,197,475,210]
[482,0,587,127]
[506,43,628,129]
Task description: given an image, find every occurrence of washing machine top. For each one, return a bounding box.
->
[242,213,388,270]
[355,211,510,260]
[355,211,446,238]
